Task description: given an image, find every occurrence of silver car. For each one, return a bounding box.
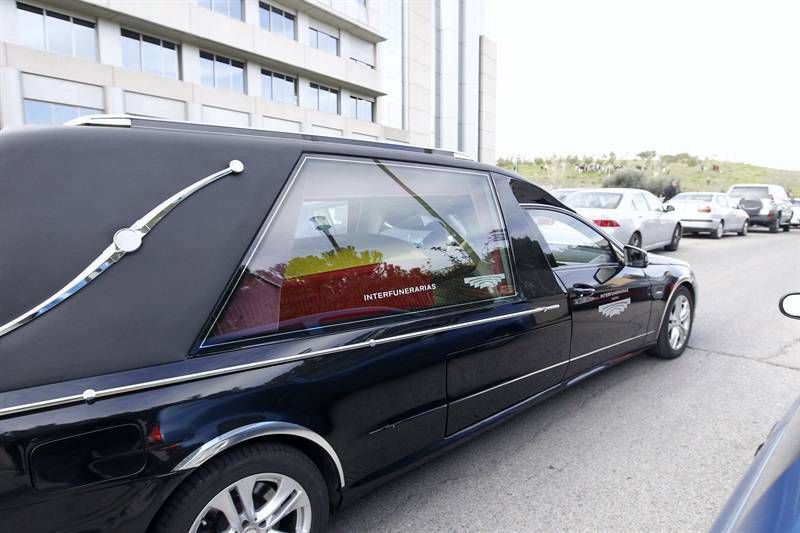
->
[666,192,749,238]
[563,188,683,251]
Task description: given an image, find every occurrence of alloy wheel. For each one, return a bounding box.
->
[715,223,724,238]
[190,473,312,533]
[667,294,691,351]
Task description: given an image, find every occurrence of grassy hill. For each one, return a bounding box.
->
[498,156,800,196]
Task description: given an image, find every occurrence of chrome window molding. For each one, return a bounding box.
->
[173,421,346,488]
[199,155,519,350]
[0,307,544,420]
[0,160,245,339]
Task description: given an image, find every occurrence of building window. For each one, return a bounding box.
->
[16,2,96,60]
[349,36,374,69]
[349,96,374,121]
[205,156,515,346]
[121,29,179,79]
[261,69,297,105]
[23,99,101,125]
[307,83,339,114]
[199,51,245,93]
[308,27,339,55]
[259,2,295,40]
[197,0,242,20]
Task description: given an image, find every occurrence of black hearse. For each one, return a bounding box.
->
[0,116,696,533]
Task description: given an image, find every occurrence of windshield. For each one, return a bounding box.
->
[729,186,769,199]
[672,193,713,202]
[564,192,623,209]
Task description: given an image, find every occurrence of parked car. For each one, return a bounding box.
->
[727,184,793,232]
[552,187,580,201]
[666,192,749,238]
[563,188,683,251]
[710,293,800,533]
[0,116,697,533]
[790,198,800,227]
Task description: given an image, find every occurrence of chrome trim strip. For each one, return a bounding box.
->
[456,358,571,403]
[0,308,540,419]
[533,304,560,314]
[173,421,346,487]
[0,161,245,339]
[569,331,655,363]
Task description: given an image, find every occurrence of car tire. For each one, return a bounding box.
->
[628,232,642,248]
[782,224,790,232]
[650,286,693,359]
[664,224,681,251]
[711,221,724,239]
[769,217,780,233]
[152,443,330,533]
[737,221,748,236]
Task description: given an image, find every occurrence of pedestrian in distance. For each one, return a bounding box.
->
[663,178,680,201]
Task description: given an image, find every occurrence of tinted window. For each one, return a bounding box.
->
[205,157,515,346]
[729,186,769,199]
[565,191,622,209]
[527,209,617,267]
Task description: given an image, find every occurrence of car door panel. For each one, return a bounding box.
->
[524,206,654,378]
[441,176,573,436]
[554,265,653,377]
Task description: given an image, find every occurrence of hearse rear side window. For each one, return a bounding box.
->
[204,156,515,346]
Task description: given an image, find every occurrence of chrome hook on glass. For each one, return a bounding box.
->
[0,160,245,339]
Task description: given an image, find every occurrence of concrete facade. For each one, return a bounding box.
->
[0,0,496,161]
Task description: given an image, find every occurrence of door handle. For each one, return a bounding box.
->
[571,283,596,297]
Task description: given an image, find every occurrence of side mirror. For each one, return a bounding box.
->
[663,204,675,212]
[624,244,649,267]
[779,293,800,319]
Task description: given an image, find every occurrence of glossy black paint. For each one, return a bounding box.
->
[0,123,695,533]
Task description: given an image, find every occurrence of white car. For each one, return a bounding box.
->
[563,188,683,251]
[790,198,800,227]
[666,192,749,238]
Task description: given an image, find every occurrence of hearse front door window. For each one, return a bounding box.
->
[205,157,516,346]
[526,209,617,267]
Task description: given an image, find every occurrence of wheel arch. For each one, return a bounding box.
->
[654,277,696,338]
[172,421,345,492]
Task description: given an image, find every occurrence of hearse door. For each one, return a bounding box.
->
[524,207,653,379]
[443,177,572,436]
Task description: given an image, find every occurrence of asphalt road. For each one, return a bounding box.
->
[330,228,800,533]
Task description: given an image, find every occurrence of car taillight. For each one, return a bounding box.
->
[593,219,620,227]
[697,206,712,213]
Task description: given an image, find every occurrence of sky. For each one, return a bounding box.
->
[486,0,800,170]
